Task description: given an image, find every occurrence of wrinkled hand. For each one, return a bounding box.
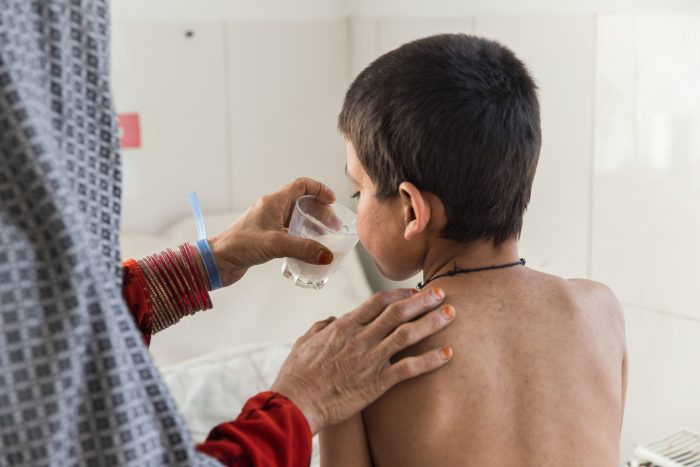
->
[271,288,456,434]
[208,178,336,287]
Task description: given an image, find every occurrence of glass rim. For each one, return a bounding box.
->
[294,195,358,237]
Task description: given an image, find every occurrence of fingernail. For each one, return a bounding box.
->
[439,346,453,361]
[430,288,444,301]
[441,305,455,321]
[317,250,333,265]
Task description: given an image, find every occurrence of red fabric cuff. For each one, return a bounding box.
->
[121,258,154,346]
[197,391,312,467]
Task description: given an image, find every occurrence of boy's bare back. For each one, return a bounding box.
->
[362,268,626,466]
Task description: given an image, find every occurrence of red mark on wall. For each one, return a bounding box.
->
[118,113,141,149]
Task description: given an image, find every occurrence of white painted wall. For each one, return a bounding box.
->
[226,19,350,209]
[112,18,350,232]
[111,2,700,465]
[351,0,700,16]
[111,0,348,21]
[112,21,230,232]
[594,15,700,463]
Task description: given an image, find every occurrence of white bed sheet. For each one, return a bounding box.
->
[160,343,323,466]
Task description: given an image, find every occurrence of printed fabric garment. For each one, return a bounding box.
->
[0,1,219,465]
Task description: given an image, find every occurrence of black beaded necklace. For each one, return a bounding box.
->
[416,258,526,290]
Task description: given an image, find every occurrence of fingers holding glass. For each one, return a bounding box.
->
[282,195,359,289]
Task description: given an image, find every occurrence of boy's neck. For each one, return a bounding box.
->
[421,237,521,284]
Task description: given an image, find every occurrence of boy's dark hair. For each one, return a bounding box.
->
[339,34,541,245]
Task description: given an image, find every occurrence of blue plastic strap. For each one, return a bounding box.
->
[196,238,221,290]
[187,192,222,290]
[188,192,207,239]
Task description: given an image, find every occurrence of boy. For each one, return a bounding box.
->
[320,34,627,466]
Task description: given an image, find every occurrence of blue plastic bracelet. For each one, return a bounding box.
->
[187,192,222,290]
[196,238,222,290]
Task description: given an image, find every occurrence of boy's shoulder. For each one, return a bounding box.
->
[525,271,624,331]
[566,277,620,304]
[528,271,621,309]
[565,277,625,330]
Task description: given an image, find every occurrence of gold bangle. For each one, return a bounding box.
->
[166,248,203,313]
[144,255,182,322]
[138,260,170,332]
[156,250,194,315]
[139,259,178,333]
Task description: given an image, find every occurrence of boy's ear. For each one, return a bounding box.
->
[398,182,431,241]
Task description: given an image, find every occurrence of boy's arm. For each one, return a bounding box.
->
[608,284,627,431]
[320,412,373,467]
[604,283,627,431]
[621,349,628,423]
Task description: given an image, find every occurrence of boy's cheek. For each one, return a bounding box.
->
[373,255,420,281]
[365,246,398,279]
[356,200,419,279]
[358,229,392,274]
[361,234,419,281]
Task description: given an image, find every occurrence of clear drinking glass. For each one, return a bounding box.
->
[281,195,359,289]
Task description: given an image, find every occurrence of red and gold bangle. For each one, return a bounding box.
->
[135,243,214,333]
[154,251,193,315]
[138,259,175,332]
[144,255,180,313]
[163,248,200,313]
[183,243,213,308]
[180,243,213,309]
[137,258,170,312]
[144,255,182,325]
[142,258,180,332]
[166,247,204,313]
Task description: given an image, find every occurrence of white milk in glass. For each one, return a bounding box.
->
[282,234,356,289]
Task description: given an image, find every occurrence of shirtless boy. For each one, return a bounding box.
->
[320,34,627,466]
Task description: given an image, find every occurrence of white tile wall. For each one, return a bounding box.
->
[114,19,352,233]
[351,0,700,16]
[110,0,700,22]
[594,15,700,464]
[593,15,700,321]
[348,17,378,77]
[112,22,230,233]
[376,17,474,54]
[112,0,348,22]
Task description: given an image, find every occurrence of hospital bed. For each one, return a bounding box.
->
[121,209,374,465]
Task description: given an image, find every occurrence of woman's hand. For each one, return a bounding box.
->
[208,178,337,287]
[271,287,456,434]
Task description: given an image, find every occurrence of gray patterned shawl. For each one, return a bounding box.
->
[0,1,219,465]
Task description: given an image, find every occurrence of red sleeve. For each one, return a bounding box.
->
[122,258,154,346]
[196,391,313,467]
[122,262,312,466]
